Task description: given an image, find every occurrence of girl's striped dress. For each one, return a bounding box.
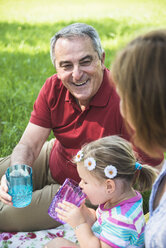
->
[91,191,145,248]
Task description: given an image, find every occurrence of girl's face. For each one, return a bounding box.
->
[77,164,109,205]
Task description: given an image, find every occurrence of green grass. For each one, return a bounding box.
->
[0,0,166,212]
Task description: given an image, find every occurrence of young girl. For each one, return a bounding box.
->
[45,135,157,248]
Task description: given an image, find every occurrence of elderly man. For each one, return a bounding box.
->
[0,23,163,232]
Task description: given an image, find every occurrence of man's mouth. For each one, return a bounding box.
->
[72,79,88,87]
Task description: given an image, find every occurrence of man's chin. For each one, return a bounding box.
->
[73,95,91,105]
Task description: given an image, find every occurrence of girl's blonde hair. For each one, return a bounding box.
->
[76,135,157,192]
[112,29,166,156]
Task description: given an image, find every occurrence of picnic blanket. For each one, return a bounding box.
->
[0,215,150,247]
[0,224,77,248]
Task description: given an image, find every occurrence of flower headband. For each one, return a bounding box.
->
[75,150,142,178]
[75,150,117,179]
[75,150,84,162]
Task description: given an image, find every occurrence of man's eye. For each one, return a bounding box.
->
[80,60,91,66]
[62,64,72,70]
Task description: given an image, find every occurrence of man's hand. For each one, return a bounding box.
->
[0,175,12,206]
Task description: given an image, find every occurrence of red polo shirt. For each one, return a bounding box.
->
[30,69,162,184]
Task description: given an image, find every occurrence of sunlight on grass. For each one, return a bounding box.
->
[0,0,166,157]
[0,0,166,24]
[1,0,166,214]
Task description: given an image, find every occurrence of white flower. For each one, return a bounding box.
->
[104,165,117,179]
[75,150,84,162]
[84,157,96,171]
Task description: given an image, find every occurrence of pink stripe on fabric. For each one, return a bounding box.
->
[100,236,121,248]
[121,204,132,216]
[108,217,136,230]
[133,210,143,224]
[137,225,145,238]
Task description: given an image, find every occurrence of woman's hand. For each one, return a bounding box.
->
[55,200,86,228]
[0,175,12,205]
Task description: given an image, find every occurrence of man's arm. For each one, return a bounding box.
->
[0,122,51,205]
[10,122,51,166]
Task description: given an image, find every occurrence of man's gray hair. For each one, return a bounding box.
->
[50,23,104,66]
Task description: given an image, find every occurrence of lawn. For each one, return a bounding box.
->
[0,0,166,212]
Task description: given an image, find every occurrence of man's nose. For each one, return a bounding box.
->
[72,65,83,81]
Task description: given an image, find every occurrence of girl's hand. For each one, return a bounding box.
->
[55,200,86,228]
[81,203,97,225]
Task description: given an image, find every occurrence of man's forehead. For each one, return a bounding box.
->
[55,36,94,51]
[56,34,92,43]
[54,36,97,63]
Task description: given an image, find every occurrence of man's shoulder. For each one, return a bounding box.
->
[102,68,120,102]
[40,74,66,102]
[43,74,64,91]
[45,73,60,85]
[104,68,115,86]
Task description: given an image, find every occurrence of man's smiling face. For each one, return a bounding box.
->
[54,36,105,108]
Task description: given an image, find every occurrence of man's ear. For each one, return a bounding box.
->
[54,61,60,79]
[101,52,105,70]
[105,179,115,194]
[56,70,61,80]
[57,73,60,79]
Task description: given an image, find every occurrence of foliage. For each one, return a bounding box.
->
[0,0,166,212]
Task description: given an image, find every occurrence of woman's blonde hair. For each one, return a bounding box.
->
[112,29,166,156]
[76,135,157,192]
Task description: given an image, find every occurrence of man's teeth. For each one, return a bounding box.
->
[73,80,88,86]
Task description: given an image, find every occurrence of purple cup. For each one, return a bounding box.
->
[48,178,86,224]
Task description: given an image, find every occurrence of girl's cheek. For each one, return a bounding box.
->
[79,180,83,188]
[81,185,85,192]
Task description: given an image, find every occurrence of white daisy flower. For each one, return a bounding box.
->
[75,150,84,162]
[84,157,96,171]
[104,165,117,179]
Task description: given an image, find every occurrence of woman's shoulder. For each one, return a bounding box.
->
[145,195,166,247]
